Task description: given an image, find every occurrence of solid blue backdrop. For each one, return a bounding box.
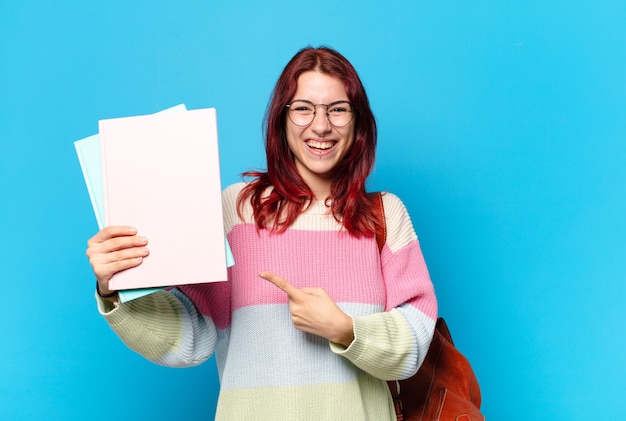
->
[1,1,624,419]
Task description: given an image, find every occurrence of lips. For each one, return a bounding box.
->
[305,139,336,151]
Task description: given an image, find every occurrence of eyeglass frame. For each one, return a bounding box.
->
[285,99,355,128]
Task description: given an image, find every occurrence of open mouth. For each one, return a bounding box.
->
[305,140,336,154]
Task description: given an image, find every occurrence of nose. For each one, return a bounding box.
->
[311,105,331,136]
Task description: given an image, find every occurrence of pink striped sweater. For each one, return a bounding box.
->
[98,182,437,420]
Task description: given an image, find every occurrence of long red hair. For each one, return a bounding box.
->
[238,46,380,237]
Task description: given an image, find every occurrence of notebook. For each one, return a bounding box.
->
[99,108,228,290]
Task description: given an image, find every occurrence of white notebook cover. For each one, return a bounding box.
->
[99,108,227,290]
[74,104,188,230]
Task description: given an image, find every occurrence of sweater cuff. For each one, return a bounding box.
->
[329,310,417,380]
[329,316,368,359]
[95,291,118,313]
[95,291,135,328]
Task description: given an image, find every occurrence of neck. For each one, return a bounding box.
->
[298,173,332,201]
[309,182,332,201]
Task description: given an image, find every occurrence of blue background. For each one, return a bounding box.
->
[1,1,625,419]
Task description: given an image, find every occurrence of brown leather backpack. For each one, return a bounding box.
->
[370,192,485,421]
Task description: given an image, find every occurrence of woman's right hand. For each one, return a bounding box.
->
[86,226,150,299]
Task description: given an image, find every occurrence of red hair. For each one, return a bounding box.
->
[238,46,380,237]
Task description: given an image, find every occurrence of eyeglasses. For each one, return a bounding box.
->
[286,100,354,128]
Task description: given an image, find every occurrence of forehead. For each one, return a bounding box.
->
[293,71,348,103]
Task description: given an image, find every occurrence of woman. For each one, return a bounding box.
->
[87,46,437,420]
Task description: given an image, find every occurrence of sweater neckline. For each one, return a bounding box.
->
[306,199,332,215]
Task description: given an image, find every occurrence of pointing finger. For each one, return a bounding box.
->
[259,272,301,298]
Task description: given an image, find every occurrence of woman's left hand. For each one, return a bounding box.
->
[259,272,355,347]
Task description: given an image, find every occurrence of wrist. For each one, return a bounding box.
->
[96,280,118,299]
[334,314,355,347]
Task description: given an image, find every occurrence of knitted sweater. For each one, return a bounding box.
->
[97,182,438,421]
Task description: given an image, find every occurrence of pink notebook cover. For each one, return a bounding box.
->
[99,108,227,290]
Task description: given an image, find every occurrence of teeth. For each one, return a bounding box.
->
[306,140,334,150]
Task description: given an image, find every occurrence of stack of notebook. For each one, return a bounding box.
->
[74,104,234,302]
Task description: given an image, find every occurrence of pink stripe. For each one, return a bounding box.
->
[382,241,438,319]
[178,281,232,329]
[227,224,387,311]
[181,225,437,326]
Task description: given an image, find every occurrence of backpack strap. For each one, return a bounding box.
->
[368,192,386,253]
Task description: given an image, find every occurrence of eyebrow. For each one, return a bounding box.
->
[290,99,351,104]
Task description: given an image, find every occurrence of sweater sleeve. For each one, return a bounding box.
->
[330,193,438,380]
[94,184,243,368]
[96,288,218,367]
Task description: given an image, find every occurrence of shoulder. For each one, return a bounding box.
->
[379,191,405,213]
[222,181,251,211]
[378,191,412,224]
[222,182,248,230]
[379,191,418,253]
[222,181,247,202]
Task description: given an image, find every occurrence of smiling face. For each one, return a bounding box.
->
[285,71,355,198]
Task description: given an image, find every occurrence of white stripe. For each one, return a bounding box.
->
[219,302,382,390]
